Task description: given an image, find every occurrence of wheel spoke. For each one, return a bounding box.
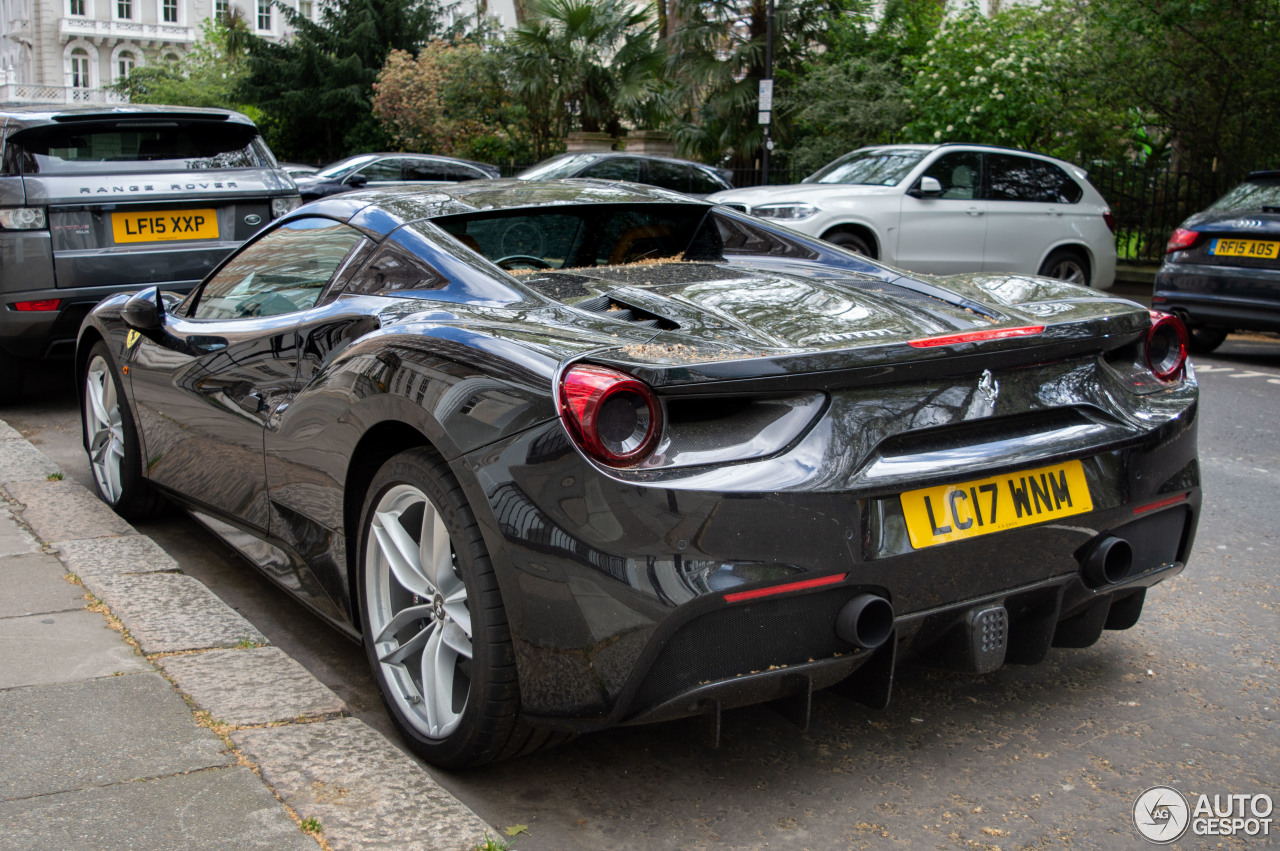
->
[441,620,472,659]
[421,625,448,733]
[372,509,432,597]
[443,587,471,637]
[379,620,434,666]
[420,502,459,598]
[374,603,434,645]
[87,373,111,428]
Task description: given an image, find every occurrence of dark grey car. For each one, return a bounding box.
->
[0,104,299,401]
[517,152,733,197]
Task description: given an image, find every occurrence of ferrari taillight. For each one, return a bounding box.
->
[1145,311,1189,382]
[559,364,661,467]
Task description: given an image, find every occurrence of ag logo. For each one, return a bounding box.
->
[1134,785,1190,843]
[126,329,141,348]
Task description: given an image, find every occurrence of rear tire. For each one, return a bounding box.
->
[825,231,872,257]
[1187,325,1229,354]
[0,350,25,405]
[357,447,568,768]
[82,342,163,521]
[1038,248,1091,287]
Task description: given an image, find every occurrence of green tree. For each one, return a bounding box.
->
[114,12,254,113]
[899,1,1126,163]
[506,0,665,145]
[238,0,440,163]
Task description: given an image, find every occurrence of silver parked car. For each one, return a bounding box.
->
[0,104,300,402]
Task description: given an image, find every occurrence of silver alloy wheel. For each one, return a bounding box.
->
[1044,257,1087,285]
[85,355,125,504]
[364,483,473,739]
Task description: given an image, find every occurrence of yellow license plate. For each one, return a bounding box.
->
[1209,238,1278,259]
[112,209,218,243]
[900,460,1092,549]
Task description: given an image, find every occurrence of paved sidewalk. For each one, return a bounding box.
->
[0,419,493,851]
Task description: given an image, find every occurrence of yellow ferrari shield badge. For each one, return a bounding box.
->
[126,329,141,348]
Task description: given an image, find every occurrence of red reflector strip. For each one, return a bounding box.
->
[12,299,61,311]
[1133,493,1188,514]
[723,573,847,603]
[908,326,1045,348]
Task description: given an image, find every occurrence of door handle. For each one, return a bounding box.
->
[965,206,983,217]
[239,391,265,414]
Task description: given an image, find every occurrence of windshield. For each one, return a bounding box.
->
[311,155,380,180]
[9,122,267,175]
[517,154,602,180]
[804,148,929,186]
[1207,178,1280,212]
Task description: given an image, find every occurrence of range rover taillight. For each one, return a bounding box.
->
[559,364,661,467]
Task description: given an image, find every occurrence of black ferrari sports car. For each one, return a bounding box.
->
[78,179,1200,768]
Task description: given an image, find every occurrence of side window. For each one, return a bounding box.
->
[580,158,641,182]
[986,154,1083,203]
[403,159,457,182]
[357,158,404,182]
[192,218,365,319]
[344,238,448,296]
[920,151,982,200]
[689,167,728,195]
[645,160,690,193]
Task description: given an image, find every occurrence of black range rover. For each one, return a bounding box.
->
[0,104,300,401]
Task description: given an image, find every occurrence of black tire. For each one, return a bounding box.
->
[0,349,25,406]
[825,230,872,257]
[1187,325,1229,354]
[81,342,164,521]
[1038,248,1092,287]
[356,447,568,768]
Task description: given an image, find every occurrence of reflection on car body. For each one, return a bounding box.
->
[79,179,1199,768]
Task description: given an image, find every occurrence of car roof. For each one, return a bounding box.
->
[0,104,254,132]
[295,178,706,239]
[535,151,720,170]
[851,142,1085,176]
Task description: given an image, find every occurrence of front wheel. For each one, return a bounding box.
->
[82,342,163,520]
[825,231,872,256]
[358,447,562,768]
[1187,325,1229,354]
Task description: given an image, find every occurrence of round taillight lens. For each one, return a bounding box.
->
[559,364,661,466]
[1146,311,1189,381]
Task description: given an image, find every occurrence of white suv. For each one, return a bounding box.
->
[709,143,1117,289]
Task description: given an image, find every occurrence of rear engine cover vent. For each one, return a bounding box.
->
[574,294,679,330]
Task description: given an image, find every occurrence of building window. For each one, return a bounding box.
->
[68,0,86,15]
[117,51,136,80]
[71,48,90,88]
[162,51,181,65]
[256,0,270,30]
[215,0,227,19]
[299,0,312,18]
[162,0,177,21]
[116,0,131,17]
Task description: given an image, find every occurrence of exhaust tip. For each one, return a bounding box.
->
[835,594,894,650]
[1081,535,1133,587]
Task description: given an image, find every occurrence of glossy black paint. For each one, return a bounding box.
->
[78,180,1201,730]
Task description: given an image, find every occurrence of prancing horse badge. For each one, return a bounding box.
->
[978,369,999,405]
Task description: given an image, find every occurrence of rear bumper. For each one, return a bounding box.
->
[462,392,1201,728]
[1154,261,1280,330]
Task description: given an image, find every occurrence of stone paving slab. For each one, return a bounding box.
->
[6,479,132,542]
[0,440,59,487]
[0,766,317,851]
[0,421,25,442]
[84,571,267,654]
[0,609,150,689]
[0,553,84,618]
[55,533,179,580]
[235,717,491,851]
[0,672,233,801]
[159,646,347,726]
[0,508,39,558]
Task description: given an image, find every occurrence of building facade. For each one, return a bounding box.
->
[0,0,314,105]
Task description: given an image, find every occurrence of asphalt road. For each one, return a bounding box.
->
[8,333,1277,850]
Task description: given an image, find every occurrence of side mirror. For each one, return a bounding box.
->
[121,286,165,332]
[907,176,944,198]
[345,172,369,188]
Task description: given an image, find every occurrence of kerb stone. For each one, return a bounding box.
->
[6,479,131,543]
[159,646,346,726]
[0,441,59,487]
[55,534,179,580]
[235,717,492,851]
[87,572,267,654]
